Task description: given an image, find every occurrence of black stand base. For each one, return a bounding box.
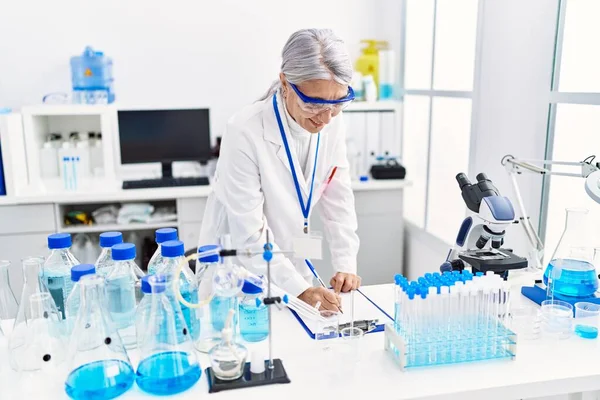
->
[206,359,291,393]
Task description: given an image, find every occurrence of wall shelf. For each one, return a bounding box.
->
[345,101,402,112]
[61,221,176,234]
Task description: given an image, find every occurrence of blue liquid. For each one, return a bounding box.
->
[575,324,598,339]
[65,359,134,399]
[239,302,268,342]
[544,259,598,298]
[181,289,200,341]
[106,276,136,329]
[136,351,201,395]
[42,273,69,319]
[210,296,237,331]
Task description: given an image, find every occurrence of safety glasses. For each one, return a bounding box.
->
[288,82,355,114]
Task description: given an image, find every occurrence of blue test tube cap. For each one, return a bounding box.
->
[452,270,460,276]
[112,243,136,261]
[442,271,451,277]
[407,289,415,300]
[198,244,219,263]
[433,272,441,278]
[476,271,484,277]
[99,231,123,248]
[48,233,71,249]
[424,272,433,281]
[71,264,95,282]
[161,240,184,257]
[420,290,427,299]
[394,274,402,285]
[418,277,427,285]
[155,228,177,244]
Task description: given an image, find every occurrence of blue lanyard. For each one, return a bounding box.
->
[273,93,320,233]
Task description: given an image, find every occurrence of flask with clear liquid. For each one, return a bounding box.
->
[239,279,269,342]
[94,231,123,277]
[544,208,599,298]
[135,274,201,395]
[9,258,65,372]
[105,243,145,348]
[0,260,18,319]
[154,240,200,341]
[41,233,80,319]
[64,274,135,399]
[147,228,178,275]
[208,309,247,381]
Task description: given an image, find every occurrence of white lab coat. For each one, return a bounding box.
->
[198,92,359,297]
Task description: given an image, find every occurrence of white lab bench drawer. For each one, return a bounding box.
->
[177,197,207,223]
[0,204,56,234]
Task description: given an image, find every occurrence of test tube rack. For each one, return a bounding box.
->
[384,323,517,370]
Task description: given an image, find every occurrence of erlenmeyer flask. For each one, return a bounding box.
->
[9,292,65,372]
[544,208,598,298]
[0,260,18,319]
[65,274,135,399]
[136,274,201,395]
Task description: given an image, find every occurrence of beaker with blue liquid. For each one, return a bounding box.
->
[136,274,201,395]
[544,208,599,299]
[64,274,135,399]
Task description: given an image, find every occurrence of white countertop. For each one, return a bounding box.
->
[0,179,410,206]
[2,284,600,399]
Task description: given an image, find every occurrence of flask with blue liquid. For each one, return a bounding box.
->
[147,228,178,275]
[94,231,123,277]
[41,233,80,320]
[136,274,201,395]
[105,243,144,349]
[152,240,200,342]
[65,275,135,399]
[544,208,599,299]
[239,279,269,342]
[65,264,96,335]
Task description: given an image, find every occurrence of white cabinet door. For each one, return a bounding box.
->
[179,223,202,253]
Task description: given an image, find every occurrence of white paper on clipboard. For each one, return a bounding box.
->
[302,289,391,334]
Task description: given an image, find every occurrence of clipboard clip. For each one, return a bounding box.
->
[339,319,378,333]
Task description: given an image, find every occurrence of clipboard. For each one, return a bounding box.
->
[290,288,393,339]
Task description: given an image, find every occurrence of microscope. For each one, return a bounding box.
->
[441,172,528,278]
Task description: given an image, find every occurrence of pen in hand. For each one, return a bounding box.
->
[305,259,343,314]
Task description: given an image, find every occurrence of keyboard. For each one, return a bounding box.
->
[122,177,210,189]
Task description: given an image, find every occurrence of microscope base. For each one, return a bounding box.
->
[521,285,600,311]
[206,358,290,393]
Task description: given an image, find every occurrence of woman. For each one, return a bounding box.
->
[199,28,361,311]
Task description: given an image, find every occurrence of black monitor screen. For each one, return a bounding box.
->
[118,109,211,164]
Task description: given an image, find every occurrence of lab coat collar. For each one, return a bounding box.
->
[262,93,310,196]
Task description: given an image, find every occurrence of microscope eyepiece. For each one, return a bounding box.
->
[456,173,471,189]
[476,173,489,182]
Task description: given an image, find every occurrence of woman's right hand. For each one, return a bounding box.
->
[298,287,342,312]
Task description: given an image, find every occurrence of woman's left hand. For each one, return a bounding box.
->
[330,272,362,294]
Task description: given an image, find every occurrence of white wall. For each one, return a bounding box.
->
[0,0,402,137]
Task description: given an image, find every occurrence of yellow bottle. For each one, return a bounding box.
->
[355,40,388,89]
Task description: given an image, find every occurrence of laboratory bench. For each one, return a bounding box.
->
[0,180,408,299]
[2,284,600,400]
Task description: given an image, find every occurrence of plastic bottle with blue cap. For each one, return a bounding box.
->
[41,233,80,320]
[65,264,96,335]
[94,231,123,277]
[239,278,269,342]
[147,228,178,275]
[105,243,145,349]
[152,240,200,342]
[195,244,239,353]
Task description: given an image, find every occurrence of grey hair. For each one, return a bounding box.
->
[258,28,353,101]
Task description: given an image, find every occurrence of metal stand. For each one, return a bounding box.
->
[205,231,291,393]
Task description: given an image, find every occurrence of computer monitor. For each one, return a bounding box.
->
[118,108,211,179]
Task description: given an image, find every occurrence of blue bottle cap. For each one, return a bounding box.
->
[155,228,177,244]
[359,176,369,182]
[242,279,263,294]
[112,243,136,261]
[99,231,123,248]
[161,240,184,257]
[48,233,71,249]
[198,245,219,263]
[71,264,95,282]
[145,274,167,294]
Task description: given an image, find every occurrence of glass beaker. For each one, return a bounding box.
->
[541,299,573,340]
[0,260,18,319]
[136,274,201,395]
[544,208,598,298]
[315,310,340,351]
[65,274,135,399]
[574,302,600,339]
